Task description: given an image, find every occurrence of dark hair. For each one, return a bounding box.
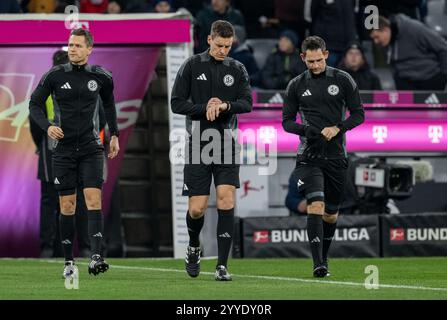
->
[210,20,235,38]
[301,36,326,53]
[367,16,390,34]
[52,50,69,66]
[377,16,391,30]
[70,28,94,47]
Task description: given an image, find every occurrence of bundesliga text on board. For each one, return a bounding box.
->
[390,228,447,242]
[253,228,370,244]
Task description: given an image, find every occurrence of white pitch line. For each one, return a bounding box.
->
[35,259,447,293]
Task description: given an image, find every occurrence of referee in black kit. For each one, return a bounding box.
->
[171,20,252,281]
[29,28,119,278]
[282,36,364,277]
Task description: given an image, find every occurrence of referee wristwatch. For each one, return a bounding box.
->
[224,101,231,112]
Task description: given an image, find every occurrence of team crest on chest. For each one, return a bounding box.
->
[328,84,339,96]
[223,74,234,86]
[88,80,98,91]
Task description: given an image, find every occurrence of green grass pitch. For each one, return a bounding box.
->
[0,257,446,300]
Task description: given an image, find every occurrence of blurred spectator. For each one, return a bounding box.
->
[195,0,245,52]
[54,1,78,13]
[261,29,306,89]
[339,41,382,90]
[374,0,425,21]
[285,171,307,215]
[80,0,108,13]
[152,0,174,13]
[229,25,261,86]
[119,0,152,13]
[233,0,275,38]
[0,0,21,13]
[107,0,122,13]
[26,0,56,13]
[253,0,309,41]
[310,0,357,67]
[370,15,447,90]
[272,0,309,45]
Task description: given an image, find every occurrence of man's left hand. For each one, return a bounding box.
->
[206,103,228,121]
[108,135,120,159]
[321,126,340,141]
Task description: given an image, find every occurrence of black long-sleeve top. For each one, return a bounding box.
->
[171,50,252,162]
[29,63,118,152]
[282,66,365,159]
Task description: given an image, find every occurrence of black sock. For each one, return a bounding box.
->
[307,214,323,267]
[59,214,75,261]
[322,220,337,262]
[186,211,204,247]
[217,208,234,268]
[88,210,103,257]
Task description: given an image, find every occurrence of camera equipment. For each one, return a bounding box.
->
[339,155,415,214]
[355,163,414,199]
[353,160,414,214]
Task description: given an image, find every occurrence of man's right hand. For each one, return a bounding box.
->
[207,97,222,106]
[304,125,327,159]
[47,125,64,140]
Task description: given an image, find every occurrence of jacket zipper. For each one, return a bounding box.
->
[211,61,216,97]
[76,73,81,151]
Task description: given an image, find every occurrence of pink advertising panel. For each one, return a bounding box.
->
[0,16,190,44]
[238,121,446,153]
[0,16,191,257]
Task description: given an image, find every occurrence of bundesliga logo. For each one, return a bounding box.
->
[390,228,447,242]
[253,230,269,243]
[390,228,405,241]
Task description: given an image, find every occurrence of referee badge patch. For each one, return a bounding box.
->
[223,74,234,87]
[328,84,339,96]
[88,80,98,92]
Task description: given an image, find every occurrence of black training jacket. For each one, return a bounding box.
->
[282,66,365,159]
[29,63,119,151]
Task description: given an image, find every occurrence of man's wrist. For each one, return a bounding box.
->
[223,101,231,112]
[336,123,346,134]
[207,103,219,110]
